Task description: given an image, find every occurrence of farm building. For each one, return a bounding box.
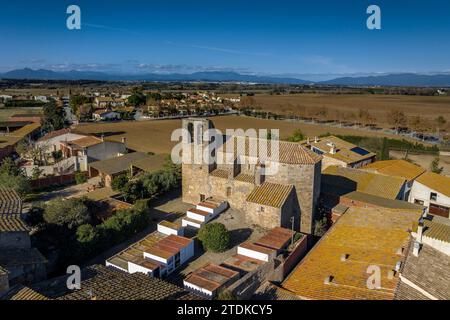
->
[88,152,167,187]
[300,135,376,170]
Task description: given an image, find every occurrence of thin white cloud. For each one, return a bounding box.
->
[165,41,270,57]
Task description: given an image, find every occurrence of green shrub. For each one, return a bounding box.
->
[111,173,129,192]
[74,171,88,184]
[43,197,91,229]
[198,222,230,252]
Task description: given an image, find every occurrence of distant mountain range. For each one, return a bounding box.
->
[1,68,450,87]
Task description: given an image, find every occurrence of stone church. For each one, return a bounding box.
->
[181,118,322,234]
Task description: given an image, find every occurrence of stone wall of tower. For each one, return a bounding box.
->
[265,161,321,234]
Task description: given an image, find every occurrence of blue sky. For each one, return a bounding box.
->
[0,0,449,78]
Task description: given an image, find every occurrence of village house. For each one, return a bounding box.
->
[321,165,407,210]
[301,135,376,170]
[408,172,450,219]
[1,264,201,300]
[59,136,127,171]
[362,159,425,201]
[36,128,87,154]
[0,122,41,161]
[94,97,126,108]
[395,213,450,300]
[181,118,322,234]
[92,109,121,121]
[0,189,47,294]
[88,152,167,187]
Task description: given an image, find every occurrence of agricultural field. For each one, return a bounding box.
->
[230,93,450,128]
[75,115,417,155]
[0,107,42,121]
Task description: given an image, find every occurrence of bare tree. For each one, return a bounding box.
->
[387,109,407,134]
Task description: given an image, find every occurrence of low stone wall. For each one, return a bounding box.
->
[227,260,275,300]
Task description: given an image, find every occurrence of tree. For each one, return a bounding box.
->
[111,173,129,192]
[434,116,447,135]
[69,95,90,116]
[43,197,91,229]
[430,157,443,174]
[380,137,390,160]
[42,101,65,131]
[239,96,256,109]
[387,109,407,134]
[76,224,99,244]
[16,137,48,165]
[286,129,305,142]
[198,222,230,252]
[128,87,146,107]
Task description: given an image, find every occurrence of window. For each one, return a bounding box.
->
[414,199,424,206]
[200,194,206,202]
[430,192,437,201]
[429,203,450,218]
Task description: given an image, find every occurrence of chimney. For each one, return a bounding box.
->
[121,137,126,145]
[314,136,318,143]
[306,137,310,144]
[254,165,264,186]
[324,275,333,285]
[340,254,349,262]
[101,134,104,142]
[413,241,421,257]
[387,270,395,280]
[417,219,424,243]
[395,261,402,272]
[330,143,336,155]
[396,247,404,255]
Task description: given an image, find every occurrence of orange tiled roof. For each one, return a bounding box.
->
[281,206,422,300]
[70,136,103,148]
[416,171,450,197]
[219,135,322,165]
[363,160,425,181]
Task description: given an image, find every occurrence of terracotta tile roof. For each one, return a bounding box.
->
[322,165,406,200]
[342,191,424,210]
[37,128,73,142]
[234,173,255,184]
[0,214,29,232]
[5,286,49,300]
[301,135,375,165]
[412,215,450,243]
[184,263,239,293]
[210,168,229,179]
[398,243,450,300]
[146,235,193,260]
[70,136,103,148]
[363,160,425,181]
[90,152,160,175]
[416,172,450,197]
[158,220,181,230]
[222,254,264,273]
[254,227,295,251]
[246,182,294,208]
[188,207,210,217]
[4,265,202,300]
[0,188,22,215]
[220,135,322,165]
[281,207,422,300]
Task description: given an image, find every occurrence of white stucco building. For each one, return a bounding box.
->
[408,172,450,219]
